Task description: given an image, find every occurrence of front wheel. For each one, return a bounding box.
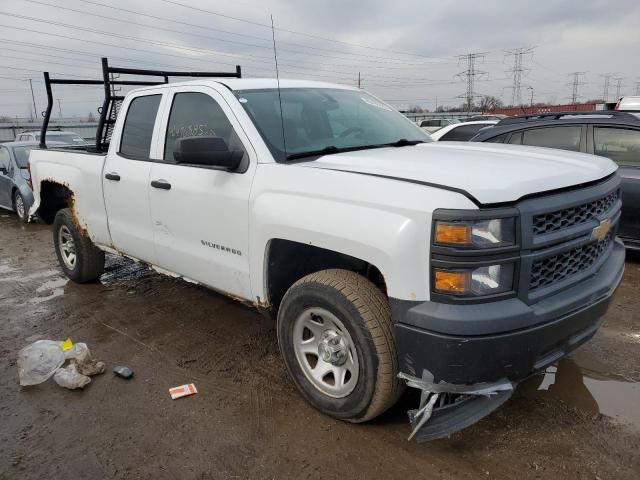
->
[53,208,105,283]
[13,190,27,223]
[277,269,404,422]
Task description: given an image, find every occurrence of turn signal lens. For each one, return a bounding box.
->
[434,270,470,294]
[434,223,471,245]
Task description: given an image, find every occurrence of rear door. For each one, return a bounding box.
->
[591,125,640,241]
[103,90,165,264]
[0,146,12,208]
[147,85,256,299]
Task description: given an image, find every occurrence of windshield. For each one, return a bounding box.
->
[234,88,431,161]
[13,146,32,168]
[36,133,86,144]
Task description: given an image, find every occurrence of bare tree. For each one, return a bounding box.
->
[477,95,503,112]
[87,111,96,123]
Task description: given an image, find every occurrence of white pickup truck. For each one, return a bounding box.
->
[29,74,625,440]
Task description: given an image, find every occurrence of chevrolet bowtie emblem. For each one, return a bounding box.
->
[591,219,611,241]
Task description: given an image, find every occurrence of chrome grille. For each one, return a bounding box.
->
[530,233,612,291]
[532,190,619,236]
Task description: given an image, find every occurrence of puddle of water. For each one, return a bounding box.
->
[520,358,640,428]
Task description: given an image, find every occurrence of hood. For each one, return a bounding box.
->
[297,142,617,204]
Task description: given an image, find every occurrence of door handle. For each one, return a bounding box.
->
[151,179,171,190]
[105,172,120,181]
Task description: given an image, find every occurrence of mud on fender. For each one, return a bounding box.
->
[399,372,514,442]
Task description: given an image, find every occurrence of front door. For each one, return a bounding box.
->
[148,86,256,299]
[103,91,164,264]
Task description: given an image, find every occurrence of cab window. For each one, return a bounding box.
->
[119,94,161,159]
[164,92,245,161]
[520,126,582,152]
[593,127,640,166]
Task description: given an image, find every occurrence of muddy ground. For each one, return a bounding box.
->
[0,212,639,480]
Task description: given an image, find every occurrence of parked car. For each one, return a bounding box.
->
[465,115,507,122]
[470,111,640,250]
[430,120,498,141]
[616,96,640,112]
[29,64,624,441]
[16,130,87,146]
[0,142,39,222]
[419,118,460,133]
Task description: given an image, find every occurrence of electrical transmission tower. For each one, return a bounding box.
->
[601,73,611,102]
[504,47,535,106]
[613,76,624,99]
[567,72,587,104]
[456,52,488,112]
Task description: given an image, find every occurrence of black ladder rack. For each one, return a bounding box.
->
[40,57,242,152]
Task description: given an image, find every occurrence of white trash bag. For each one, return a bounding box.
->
[17,340,66,386]
[53,363,91,390]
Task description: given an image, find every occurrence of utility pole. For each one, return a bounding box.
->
[635,80,640,96]
[358,72,361,89]
[527,86,534,106]
[613,76,624,99]
[57,99,63,119]
[504,47,535,106]
[28,79,37,119]
[456,52,488,112]
[568,72,586,104]
[601,73,611,102]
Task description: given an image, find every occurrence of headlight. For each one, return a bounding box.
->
[434,218,515,248]
[434,263,514,296]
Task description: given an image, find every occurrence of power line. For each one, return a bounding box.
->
[613,76,624,99]
[504,47,535,106]
[601,73,611,102]
[567,72,587,104]
[456,52,488,112]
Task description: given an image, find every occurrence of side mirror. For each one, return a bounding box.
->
[173,136,244,170]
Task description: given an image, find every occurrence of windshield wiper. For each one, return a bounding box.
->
[383,138,426,147]
[285,139,425,160]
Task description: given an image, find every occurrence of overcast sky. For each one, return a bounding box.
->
[1,0,639,118]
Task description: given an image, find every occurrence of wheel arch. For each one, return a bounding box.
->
[263,238,387,314]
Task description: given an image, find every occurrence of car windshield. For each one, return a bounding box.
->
[13,146,32,168]
[234,88,431,161]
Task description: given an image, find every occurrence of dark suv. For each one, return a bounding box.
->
[471,111,640,249]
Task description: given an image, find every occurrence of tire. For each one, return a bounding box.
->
[277,269,404,422]
[52,208,105,283]
[13,190,27,223]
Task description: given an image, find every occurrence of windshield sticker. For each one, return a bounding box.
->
[360,96,392,111]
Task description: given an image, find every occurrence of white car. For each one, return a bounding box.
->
[28,75,624,441]
[418,118,460,133]
[429,120,498,141]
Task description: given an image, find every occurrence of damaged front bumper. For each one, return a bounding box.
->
[391,239,625,441]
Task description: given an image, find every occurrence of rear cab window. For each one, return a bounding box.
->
[519,126,582,152]
[593,127,640,167]
[119,94,162,159]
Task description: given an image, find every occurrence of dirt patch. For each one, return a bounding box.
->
[0,213,639,479]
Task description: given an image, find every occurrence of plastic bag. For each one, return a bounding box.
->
[53,364,91,390]
[17,340,66,386]
[71,343,106,376]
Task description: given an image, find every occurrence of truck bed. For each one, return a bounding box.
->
[29,148,111,246]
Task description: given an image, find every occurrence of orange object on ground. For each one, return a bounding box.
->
[169,383,198,399]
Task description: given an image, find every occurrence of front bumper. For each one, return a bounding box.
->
[392,238,625,385]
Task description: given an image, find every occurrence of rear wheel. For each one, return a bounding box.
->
[277,269,403,422]
[53,208,105,283]
[13,190,27,223]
